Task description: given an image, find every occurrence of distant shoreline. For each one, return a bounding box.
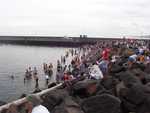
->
[0,36,149,46]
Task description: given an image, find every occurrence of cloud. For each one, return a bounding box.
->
[0,0,149,37]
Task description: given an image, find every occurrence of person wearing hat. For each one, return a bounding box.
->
[25,95,50,113]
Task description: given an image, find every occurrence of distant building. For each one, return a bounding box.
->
[80,35,87,38]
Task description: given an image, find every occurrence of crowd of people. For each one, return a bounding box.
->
[24,67,39,88]
[23,39,150,94]
[4,38,150,113]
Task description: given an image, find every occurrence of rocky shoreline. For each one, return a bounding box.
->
[1,39,150,113]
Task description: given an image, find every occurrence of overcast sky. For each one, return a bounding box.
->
[0,0,150,37]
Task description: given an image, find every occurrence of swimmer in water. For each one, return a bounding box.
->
[10,75,14,79]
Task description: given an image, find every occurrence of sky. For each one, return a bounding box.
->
[0,0,150,37]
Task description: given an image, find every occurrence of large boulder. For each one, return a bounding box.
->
[125,84,150,105]
[101,76,119,90]
[109,64,125,74]
[81,94,121,113]
[52,97,84,113]
[118,71,142,88]
[72,80,97,98]
[41,89,69,111]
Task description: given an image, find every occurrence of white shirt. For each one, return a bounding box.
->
[90,65,103,79]
[32,105,50,113]
[129,54,137,61]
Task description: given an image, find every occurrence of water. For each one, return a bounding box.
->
[0,44,70,102]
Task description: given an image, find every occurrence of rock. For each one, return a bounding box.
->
[19,93,26,98]
[81,94,121,113]
[52,97,84,113]
[101,76,118,90]
[41,89,69,111]
[0,101,6,106]
[125,84,150,105]
[96,88,112,95]
[119,71,142,88]
[110,64,125,74]
[121,98,136,113]
[116,82,126,96]
[136,97,150,113]
[48,82,57,88]
[52,104,68,113]
[72,80,97,98]
[145,74,150,83]
[32,88,41,93]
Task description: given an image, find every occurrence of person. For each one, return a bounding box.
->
[98,60,109,76]
[33,74,39,88]
[63,72,69,81]
[45,75,49,85]
[56,71,61,83]
[89,63,104,80]
[57,60,62,72]
[25,69,31,79]
[28,67,32,77]
[63,56,66,64]
[33,67,38,76]
[102,48,110,60]
[6,103,20,113]
[32,67,39,88]
[128,53,138,67]
[25,95,50,113]
[48,63,53,78]
[10,74,14,79]
[43,63,48,74]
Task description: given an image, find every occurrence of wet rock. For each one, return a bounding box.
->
[32,88,41,93]
[81,94,121,113]
[19,93,26,98]
[48,82,57,88]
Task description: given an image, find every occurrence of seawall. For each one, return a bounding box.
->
[0,36,126,46]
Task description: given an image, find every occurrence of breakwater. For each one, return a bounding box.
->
[0,36,97,46]
[0,36,130,46]
[0,36,149,46]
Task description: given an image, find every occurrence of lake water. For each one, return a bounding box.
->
[0,44,71,102]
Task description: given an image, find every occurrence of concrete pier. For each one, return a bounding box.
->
[0,36,95,46]
[0,36,123,46]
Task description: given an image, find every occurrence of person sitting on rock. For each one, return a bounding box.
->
[25,95,50,113]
